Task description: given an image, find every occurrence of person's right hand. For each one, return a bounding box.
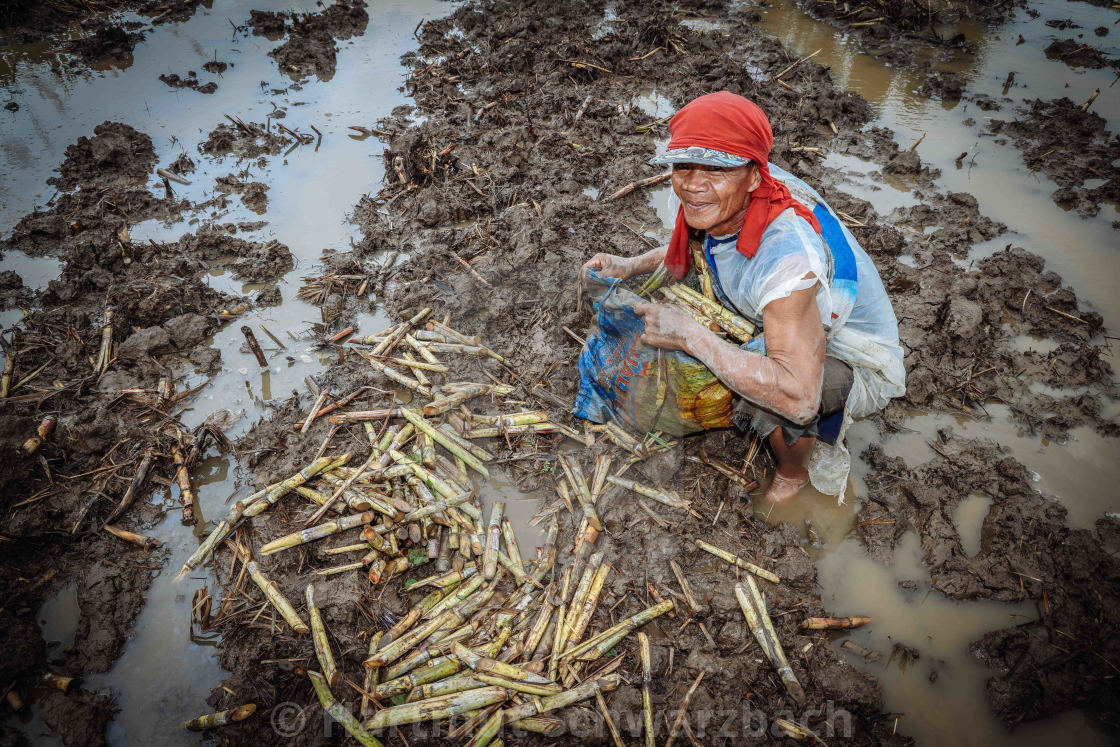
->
[582,253,636,281]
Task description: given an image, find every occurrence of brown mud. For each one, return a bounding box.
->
[248,0,370,82]
[191,0,1118,744]
[1044,38,1119,69]
[0,0,207,47]
[989,97,1120,218]
[0,114,293,746]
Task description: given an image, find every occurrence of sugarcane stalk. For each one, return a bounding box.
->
[590,454,612,501]
[387,448,460,501]
[411,564,478,592]
[362,686,509,731]
[549,603,568,682]
[246,561,308,633]
[421,341,507,363]
[562,601,674,662]
[40,673,75,692]
[670,560,706,615]
[663,284,756,341]
[694,539,780,584]
[437,423,494,461]
[735,579,804,706]
[430,320,482,346]
[639,632,654,747]
[387,355,448,373]
[384,588,444,645]
[454,423,562,439]
[401,408,489,478]
[637,263,670,298]
[664,669,707,747]
[523,594,555,657]
[245,454,348,518]
[483,502,504,579]
[367,356,432,397]
[95,310,113,374]
[375,654,463,699]
[182,703,257,730]
[305,584,339,686]
[308,671,384,746]
[475,672,561,697]
[560,456,603,531]
[410,671,485,701]
[314,561,365,576]
[22,415,56,455]
[367,631,389,716]
[318,473,400,517]
[295,485,347,514]
[452,642,553,685]
[365,610,456,668]
[300,387,330,434]
[606,475,690,510]
[406,333,443,365]
[422,384,490,417]
[371,308,431,357]
[499,518,524,577]
[424,574,484,620]
[105,447,155,524]
[801,616,871,630]
[383,625,479,681]
[774,716,829,744]
[564,552,603,629]
[469,410,549,428]
[567,560,610,648]
[503,674,621,726]
[261,511,373,555]
[103,524,159,548]
[511,716,562,735]
[170,444,197,525]
[0,349,13,398]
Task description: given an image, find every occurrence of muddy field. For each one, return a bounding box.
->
[1,0,1118,745]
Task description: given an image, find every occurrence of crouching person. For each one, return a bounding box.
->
[582,92,905,503]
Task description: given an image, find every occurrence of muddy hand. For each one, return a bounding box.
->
[633,303,700,352]
[582,252,636,281]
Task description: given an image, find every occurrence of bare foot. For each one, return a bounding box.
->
[765,471,808,503]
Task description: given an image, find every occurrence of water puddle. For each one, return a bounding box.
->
[2,0,455,743]
[954,492,993,557]
[473,470,549,555]
[814,532,1091,746]
[38,583,80,661]
[821,151,922,214]
[886,406,1120,531]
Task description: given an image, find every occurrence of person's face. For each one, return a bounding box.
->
[671,162,760,236]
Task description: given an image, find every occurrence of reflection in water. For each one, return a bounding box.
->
[885,406,1120,531]
[814,533,1109,747]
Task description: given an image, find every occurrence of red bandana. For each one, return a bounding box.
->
[662,91,821,279]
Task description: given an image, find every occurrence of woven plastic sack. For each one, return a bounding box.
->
[572,271,733,437]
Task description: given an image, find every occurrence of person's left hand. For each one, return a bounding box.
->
[632,303,701,352]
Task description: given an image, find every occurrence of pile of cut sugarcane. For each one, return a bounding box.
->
[178,309,808,745]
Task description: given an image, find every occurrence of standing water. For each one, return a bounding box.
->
[2,0,449,743]
[739,1,1117,744]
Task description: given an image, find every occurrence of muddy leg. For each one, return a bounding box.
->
[765,429,814,503]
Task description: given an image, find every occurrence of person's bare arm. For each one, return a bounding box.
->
[633,281,825,424]
[582,244,668,281]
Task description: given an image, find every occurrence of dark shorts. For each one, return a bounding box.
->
[731,357,854,447]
